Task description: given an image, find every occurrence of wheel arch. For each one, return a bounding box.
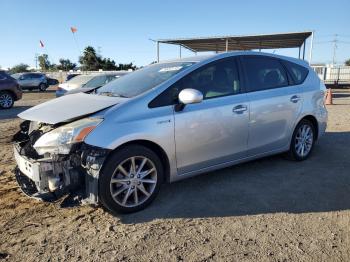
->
[0,90,16,106]
[105,139,171,183]
[0,89,16,99]
[297,115,319,140]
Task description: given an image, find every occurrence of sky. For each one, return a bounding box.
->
[1,0,349,69]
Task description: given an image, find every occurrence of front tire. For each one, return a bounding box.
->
[0,91,14,109]
[99,145,164,214]
[287,119,316,161]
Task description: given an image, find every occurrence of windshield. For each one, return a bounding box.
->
[83,75,107,88]
[66,74,95,84]
[97,62,195,98]
[11,73,21,79]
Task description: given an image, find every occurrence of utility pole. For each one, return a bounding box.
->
[34,53,39,70]
[332,34,338,65]
[308,31,314,65]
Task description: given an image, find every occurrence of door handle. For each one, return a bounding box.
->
[290,95,301,103]
[232,105,248,114]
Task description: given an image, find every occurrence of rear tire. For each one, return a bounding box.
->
[0,91,14,109]
[287,119,316,161]
[99,145,164,214]
[39,83,47,92]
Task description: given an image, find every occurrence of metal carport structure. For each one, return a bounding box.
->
[155,31,314,63]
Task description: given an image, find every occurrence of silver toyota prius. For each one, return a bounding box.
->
[13,52,327,214]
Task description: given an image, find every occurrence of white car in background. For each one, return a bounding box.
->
[56,72,129,97]
[56,74,95,97]
[64,72,129,96]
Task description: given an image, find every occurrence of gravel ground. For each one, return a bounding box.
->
[0,89,349,262]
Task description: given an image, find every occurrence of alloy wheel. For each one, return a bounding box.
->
[294,124,313,157]
[109,156,157,208]
[0,93,13,108]
[39,83,46,91]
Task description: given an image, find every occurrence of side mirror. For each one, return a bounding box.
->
[175,88,203,112]
[178,88,203,105]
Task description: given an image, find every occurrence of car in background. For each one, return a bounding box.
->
[0,71,22,109]
[12,72,55,92]
[66,73,80,82]
[56,72,128,97]
[55,74,96,97]
[47,77,59,86]
[64,72,129,96]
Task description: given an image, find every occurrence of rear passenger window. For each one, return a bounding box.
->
[281,60,309,85]
[28,74,37,79]
[32,74,43,79]
[242,56,288,92]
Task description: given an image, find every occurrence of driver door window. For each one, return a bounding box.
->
[149,57,241,108]
[175,58,241,99]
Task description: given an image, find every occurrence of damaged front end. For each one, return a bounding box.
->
[13,119,110,204]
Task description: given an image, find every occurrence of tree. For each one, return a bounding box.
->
[38,54,51,71]
[57,58,76,71]
[8,63,30,73]
[345,59,350,66]
[116,62,137,71]
[79,46,102,71]
[100,58,117,71]
[78,46,137,71]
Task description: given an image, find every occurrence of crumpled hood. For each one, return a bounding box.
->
[18,93,126,124]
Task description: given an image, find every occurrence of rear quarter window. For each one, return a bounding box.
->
[281,60,309,85]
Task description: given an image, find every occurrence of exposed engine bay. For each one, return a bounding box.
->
[12,120,110,204]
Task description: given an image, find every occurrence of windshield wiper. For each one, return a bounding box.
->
[98,92,128,98]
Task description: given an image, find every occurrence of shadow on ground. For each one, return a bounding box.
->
[119,131,350,224]
[23,90,56,94]
[0,106,31,120]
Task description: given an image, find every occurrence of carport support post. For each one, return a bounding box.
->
[298,46,301,59]
[309,31,314,64]
[225,38,228,52]
[179,45,182,58]
[157,41,160,63]
[302,40,306,60]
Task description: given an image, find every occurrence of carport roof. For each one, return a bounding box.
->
[157,31,312,52]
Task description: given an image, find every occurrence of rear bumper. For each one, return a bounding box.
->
[14,88,22,100]
[318,121,327,138]
[317,107,328,139]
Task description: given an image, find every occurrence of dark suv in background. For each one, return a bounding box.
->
[0,71,22,109]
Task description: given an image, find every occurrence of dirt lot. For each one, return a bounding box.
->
[0,90,349,262]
